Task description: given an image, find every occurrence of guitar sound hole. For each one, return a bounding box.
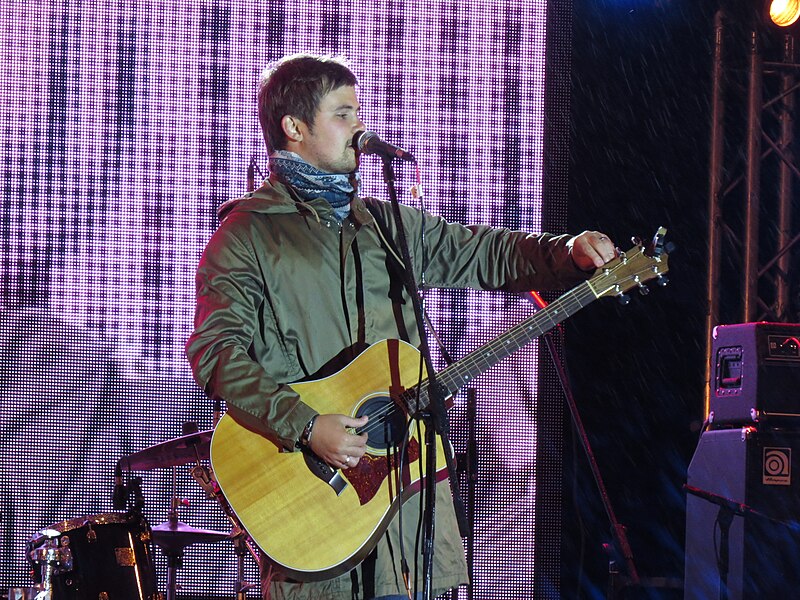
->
[355,396,408,450]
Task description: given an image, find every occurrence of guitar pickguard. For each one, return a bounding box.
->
[301,392,422,503]
[342,438,421,506]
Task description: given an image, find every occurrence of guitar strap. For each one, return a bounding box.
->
[363,198,408,274]
[362,199,455,365]
[350,568,359,600]
[364,198,412,343]
[349,546,377,600]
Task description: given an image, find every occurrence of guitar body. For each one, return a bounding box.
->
[211,338,448,581]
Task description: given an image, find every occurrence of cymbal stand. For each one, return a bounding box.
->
[190,460,259,597]
[163,467,185,600]
[232,534,252,600]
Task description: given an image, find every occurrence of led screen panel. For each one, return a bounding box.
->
[0,0,564,596]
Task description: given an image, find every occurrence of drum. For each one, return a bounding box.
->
[28,512,159,600]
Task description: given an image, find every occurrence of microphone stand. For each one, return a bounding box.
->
[378,155,469,600]
[683,484,800,600]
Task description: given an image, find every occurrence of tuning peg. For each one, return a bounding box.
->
[618,293,631,306]
[630,236,642,247]
[638,284,650,296]
[656,274,669,287]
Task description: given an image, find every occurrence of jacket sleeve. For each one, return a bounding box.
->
[185,223,316,450]
[374,201,590,292]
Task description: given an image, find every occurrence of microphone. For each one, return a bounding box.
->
[684,484,746,515]
[113,461,127,510]
[354,131,416,163]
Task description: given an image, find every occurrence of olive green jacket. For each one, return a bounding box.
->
[186,178,588,599]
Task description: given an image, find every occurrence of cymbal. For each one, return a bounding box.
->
[120,430,213,471]
[151,520,229,553]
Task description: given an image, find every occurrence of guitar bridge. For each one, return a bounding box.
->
[302,448,348,496]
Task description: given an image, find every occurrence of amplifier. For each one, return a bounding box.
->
[710,322,800,425]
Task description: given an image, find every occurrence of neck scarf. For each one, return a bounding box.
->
[269,150,358,219]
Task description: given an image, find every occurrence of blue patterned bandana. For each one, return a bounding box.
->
[269,150,358,219]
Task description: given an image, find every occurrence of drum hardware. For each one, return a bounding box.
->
[113,462,146,514]
[182,421,259,598]
[189,462,259,599]
[28,534,72,599]
[157,518,228,597]
[26,513,158,600]
[151,511,230,600]
[150,518,229,553]
[149,459,231,600]
[7,588,40,600]
[118,423,260,598]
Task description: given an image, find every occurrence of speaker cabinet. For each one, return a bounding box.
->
[685,428,800,599]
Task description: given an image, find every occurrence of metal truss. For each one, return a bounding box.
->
[705,7,800,408]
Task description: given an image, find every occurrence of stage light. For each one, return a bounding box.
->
[769,0,800,28]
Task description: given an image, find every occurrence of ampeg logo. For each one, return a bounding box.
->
[763,448,792,486]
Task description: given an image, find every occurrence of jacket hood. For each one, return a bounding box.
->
[217,179,301,221]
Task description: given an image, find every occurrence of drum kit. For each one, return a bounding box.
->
[22,425,259,600]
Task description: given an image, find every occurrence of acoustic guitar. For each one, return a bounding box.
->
[210,227,671,581]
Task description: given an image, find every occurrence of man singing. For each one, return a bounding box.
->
[186,53,616,600]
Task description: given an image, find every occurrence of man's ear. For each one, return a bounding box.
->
[281,115,304,143]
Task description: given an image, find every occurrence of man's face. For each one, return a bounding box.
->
[289,85,364,174]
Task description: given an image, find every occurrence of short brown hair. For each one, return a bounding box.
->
[257,54,358,153]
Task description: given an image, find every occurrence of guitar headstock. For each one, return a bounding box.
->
[588,227,670,302]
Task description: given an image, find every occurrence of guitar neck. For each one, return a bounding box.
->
[403,279,599,412]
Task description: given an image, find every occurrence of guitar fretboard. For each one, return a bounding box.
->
[400,279,598,413]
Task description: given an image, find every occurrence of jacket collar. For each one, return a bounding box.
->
[217,177,374,227]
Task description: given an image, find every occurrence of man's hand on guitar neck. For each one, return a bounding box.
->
[567,230,618,271]
[307,413,369,470]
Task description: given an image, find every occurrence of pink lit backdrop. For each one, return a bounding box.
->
[0,0,564,596]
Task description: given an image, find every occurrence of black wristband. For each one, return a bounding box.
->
[298,415,317,448]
